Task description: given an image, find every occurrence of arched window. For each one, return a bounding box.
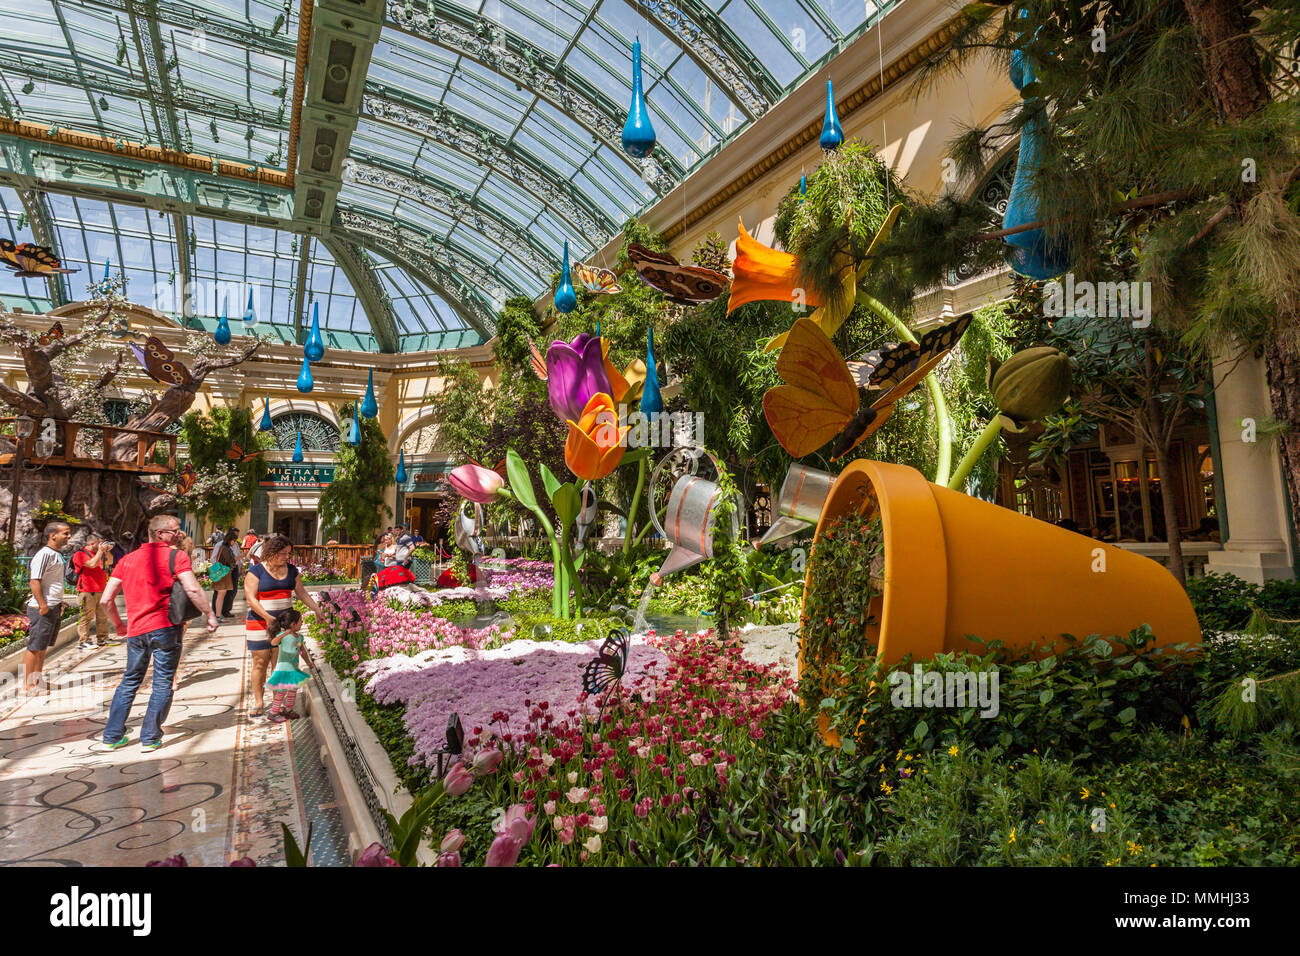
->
[271,412,340,452]
[102,398,182,434]
[951,147,1019,284]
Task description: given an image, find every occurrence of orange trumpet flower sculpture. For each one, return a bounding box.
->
[727,220,824,314]
[565,392,628,481]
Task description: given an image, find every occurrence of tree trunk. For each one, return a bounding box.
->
[1180,0,1269,121]
[1263,336,1300,523]
[0,464,158,552]
[1142,342,1186,585]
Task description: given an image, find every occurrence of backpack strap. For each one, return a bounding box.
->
[169,547,178,579]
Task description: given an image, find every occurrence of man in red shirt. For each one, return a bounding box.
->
[72,533,116,648]
[98,514,218,751]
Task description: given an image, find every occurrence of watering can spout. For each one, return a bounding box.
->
[650,546,707,586]
[756,465,836,548]
[757,515,813,549]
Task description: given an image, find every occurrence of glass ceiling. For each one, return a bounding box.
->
[1,0,898,348]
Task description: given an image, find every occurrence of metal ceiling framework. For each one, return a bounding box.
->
[0,0,898,351]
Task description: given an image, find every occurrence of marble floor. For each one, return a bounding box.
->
[0,604,348,867]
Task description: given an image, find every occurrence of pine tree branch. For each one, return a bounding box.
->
[975,189,1196,241]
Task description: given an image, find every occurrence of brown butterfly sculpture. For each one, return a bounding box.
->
[764,313,971,460]
[141,336,194,387]
[175,463,198,496]
[0,239,79,277]
[528,336,548,381]
[36,321,64,346]
[627,243,729,306]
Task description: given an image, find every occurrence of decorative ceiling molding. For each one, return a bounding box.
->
[318,233,401,353]
[385,1,681,191]
[123,0,184,150]
[342,159,550,279]
[362,92,612,240]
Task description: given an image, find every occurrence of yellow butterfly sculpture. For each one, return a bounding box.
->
[763,313,972,460]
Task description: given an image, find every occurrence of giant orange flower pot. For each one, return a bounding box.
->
[800,460,1201,679]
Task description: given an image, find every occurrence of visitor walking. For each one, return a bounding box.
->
[244,534,320,717]
[209,529,240,621]
[72,532,116,648]
[24,520,72,694]
[99,515,218,750]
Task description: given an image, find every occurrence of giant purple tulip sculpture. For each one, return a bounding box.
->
[546,333,612,423]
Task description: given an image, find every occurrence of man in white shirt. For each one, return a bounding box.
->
[25,520,73,694]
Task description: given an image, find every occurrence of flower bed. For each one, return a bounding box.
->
[316,588,515,658]
[300,563,352,584]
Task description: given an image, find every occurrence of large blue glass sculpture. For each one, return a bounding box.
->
[296,356,314,393]
[360,367,379,419]
[243,288,257,329]
[395,448,407,484]
[820,80,844,151]
[292,431,304,463]
[1001,49,1072,279]
[640,326,663,417]
[304,301,325,361]
[347,403,362,447]
[621,38,656,159]
[554,241,577,314]
[214,305,231,345]
[259,396,274,431]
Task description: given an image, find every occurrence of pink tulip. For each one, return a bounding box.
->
[435,851,462,867]
[443,762,474,797]
[448,464,504,503]
[472,748,504,775]
[355,842,398,867]
[498,804,536,843]
[485,833,524,867]
[440,829,465,853]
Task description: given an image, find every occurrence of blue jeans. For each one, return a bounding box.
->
[102,626,182,746]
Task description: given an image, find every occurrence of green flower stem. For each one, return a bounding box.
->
[633,503,669,547]
[946,416,1004,491]
[859,292,954,485]
[623,456,648,556]
[560,529,583,619]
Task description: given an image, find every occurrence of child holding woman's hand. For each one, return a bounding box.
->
[265,609,310,723]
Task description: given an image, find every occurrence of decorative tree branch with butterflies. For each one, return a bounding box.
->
[0,265,261,547]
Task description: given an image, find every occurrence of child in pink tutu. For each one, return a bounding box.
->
[265,609,309,722]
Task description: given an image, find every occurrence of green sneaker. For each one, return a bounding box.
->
[141,742,162,752]
[101,735,131,750]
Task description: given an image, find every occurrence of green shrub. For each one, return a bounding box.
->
[1187,572,1300,633]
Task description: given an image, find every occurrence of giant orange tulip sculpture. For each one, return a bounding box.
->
[727,219,824,314]
[565,392,628,480]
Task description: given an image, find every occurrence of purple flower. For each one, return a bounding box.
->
[485,832,525,867]
[355,842,398,867]
[546,333,611,423]
[227,857,257,867]
[435,850,462,867]
[146,854,189,867]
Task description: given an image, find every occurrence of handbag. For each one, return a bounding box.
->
[207,561,231,584]
[168,549,203,625]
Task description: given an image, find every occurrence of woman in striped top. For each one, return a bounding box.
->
[243,534,321,718]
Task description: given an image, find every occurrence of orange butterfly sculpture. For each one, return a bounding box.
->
[574,262,622,295]
[226,441,261,464]
[0,239,78,277]
[175,463,198,496]
[763,313,972,460]
[527,336,548,381]
[37,321,64,346]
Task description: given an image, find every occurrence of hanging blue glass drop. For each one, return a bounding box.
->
[395,449,407,485]
[348,403,362,447]
[799,170,807,197]
[1002,49,1072,280]
[214,307,231,345]
[554,240,577,314]
[243,287,257,329]
[296,356,314,393]
[621,38,656,159]
[360,367,379,418]
[102,259,111,283]
[304,301,325,361]
[259,396,274,432]
[292,431,304,463]
[641,326,663,418]
[820,80,844,151]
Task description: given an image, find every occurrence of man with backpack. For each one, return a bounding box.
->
[98,515,218,751]
[70,532,116,648]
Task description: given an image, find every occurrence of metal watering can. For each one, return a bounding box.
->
[756,464,836,548]
[454,500,485,556]
[648,447,739,585]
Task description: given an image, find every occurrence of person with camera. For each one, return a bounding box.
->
[71,532,116,648]
[98,515,218,751]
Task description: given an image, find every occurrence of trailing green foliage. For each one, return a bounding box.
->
[176,406,271,527]
[318,402,394,543]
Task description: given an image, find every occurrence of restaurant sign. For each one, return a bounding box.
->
[261,464,335,487]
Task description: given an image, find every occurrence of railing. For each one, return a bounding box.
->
[0,416,176,474]
[294,545,372,580]
[1115,540,1221,579]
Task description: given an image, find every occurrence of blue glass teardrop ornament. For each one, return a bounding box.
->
[395,449,407,485]
[296,356,314,393]
[214,308,231,345]
[799,170,807,197]
[292,431,304,463]
[360,367,378,419]
[820,80,844,151]
[304,301,325,361]
[102,259,111,283]
[640,326,663,418]
[348,403,362,447]
[554,240,577,314]
[1001,49,1072,280]
[243,287,257,328]
[259,396,274,432]
[621,38,656,159]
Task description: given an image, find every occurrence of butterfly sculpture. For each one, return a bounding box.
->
[582,626,630,710]
[175,463,198,496]
[36,321,64,346]
[528,336,548,381]
[574,261,622,295]
[627,243,729,306]
[0,239,78,277]
[134,336,194,387]
[763,313,972,460]
[226,440,261,464]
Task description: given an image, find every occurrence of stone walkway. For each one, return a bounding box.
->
[0,603,347,867]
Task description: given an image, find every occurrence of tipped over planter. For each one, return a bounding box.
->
[800,460,1201,676]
